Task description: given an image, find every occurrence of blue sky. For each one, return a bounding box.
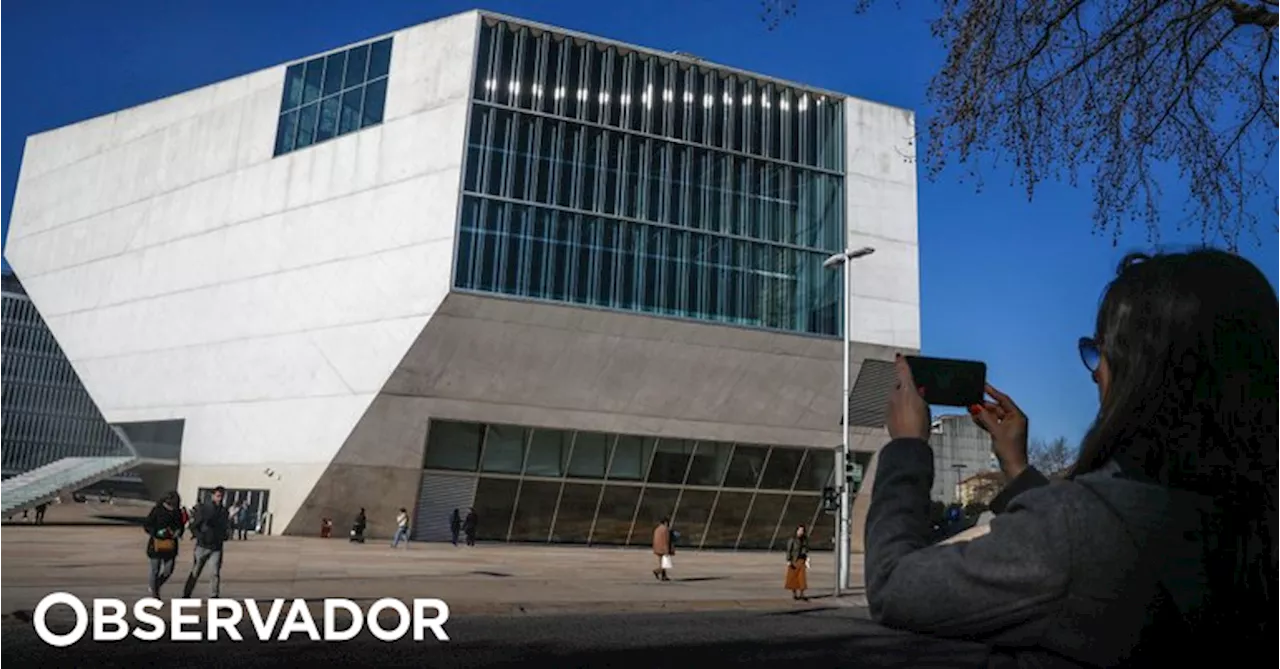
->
[3,0,1277,447]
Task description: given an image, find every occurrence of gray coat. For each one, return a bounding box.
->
[865,438,1213,667]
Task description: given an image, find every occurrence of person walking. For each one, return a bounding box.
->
[34,502,48,525]
[391,508,410,548]
[651,517,672,581]
[143,491,184,598]
[463,508,478,546]
[236,504,250,540]
[182,486,231,598]
[350,508,368,543]
[784,523,810,600]
[449,508,462,546]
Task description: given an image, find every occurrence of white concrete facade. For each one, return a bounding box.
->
[5,10,919,535]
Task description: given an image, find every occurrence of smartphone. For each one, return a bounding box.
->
[904,356,987,407]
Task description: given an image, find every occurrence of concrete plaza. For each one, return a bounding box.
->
[1,501,867,619]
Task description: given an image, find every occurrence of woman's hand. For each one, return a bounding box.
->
[887,355,932,441]
[969,384,1030,479]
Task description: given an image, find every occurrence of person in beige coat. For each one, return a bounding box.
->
[651,517,672,581]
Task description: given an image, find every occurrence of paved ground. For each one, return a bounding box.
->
[2,500,867,618]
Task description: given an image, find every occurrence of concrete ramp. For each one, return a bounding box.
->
[1,456,138,515]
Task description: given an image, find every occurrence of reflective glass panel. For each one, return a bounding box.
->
[273,37,393,157]
[702,491,752,548]
[424,421,484,471]
[737,492,788,549]
[550,482,601,543]
[685,441,733,486]
[671,489,716,548]
[723,445,769,488]
[794,448,834,491]
[647,438,693,484]
[759,446,805,490]
[776,494,821,551]
[592,485,642,545]
[630,486,680,544]
[481,424,527,474]
[473,477,519,541]
[509,480,561,541]
[526,429,571,477]
[567,432,611,479]
[607,435,654,480]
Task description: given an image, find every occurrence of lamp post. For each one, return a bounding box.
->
[823,245,875,596]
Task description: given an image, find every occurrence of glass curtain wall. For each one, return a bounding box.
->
[421,419,840,551]
[455,19,846,337]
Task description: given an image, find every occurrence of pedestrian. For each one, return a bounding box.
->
[321,517,333,538]
[182,486,230,598]
[391,508,410,548]
[236,505,250,540]
[463,508,478,546]
[350,508,367,543]
[143,491,183,598]
[34,502,48,525]
[784,523,810,601]
[449,508,462,546]
[651,516,672,581]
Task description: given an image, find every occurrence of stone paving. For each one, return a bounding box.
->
[1,501,866,619]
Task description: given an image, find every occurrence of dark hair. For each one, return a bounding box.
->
[213,486,226,494]
[161,490,181,506]
[1073,249,1277,640]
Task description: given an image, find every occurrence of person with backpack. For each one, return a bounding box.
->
[143,491,184,598]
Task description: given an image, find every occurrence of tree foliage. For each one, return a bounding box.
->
[762,0,1279,249]
[1029,435,1077,476]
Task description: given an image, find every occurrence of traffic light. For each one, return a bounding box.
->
[822,486,838,513]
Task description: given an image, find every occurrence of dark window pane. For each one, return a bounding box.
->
[776,494,821,551]
[362,78,387,127]
[481,424,527,474]
[322,52,346,97]
[567,431,611,479]
[424,420,483,471]
[607,435,654,480]
[473,477,519,541]
[339,87,364,135]
[301,59,324,105]
[737,492,787,549]
[794,448,834,491]
[809,500,836,551]
[647,438,693,484]
[630,486,680,545]
[703,492,752,548]
[344,44,370,89]
[550,482,601,543]
[685,441,732,486]
[367,38,393,79]
[295,103,319,149]
[592,485,641,545]
[282,63,305,110]
[526,428,571,477]
[274,110,299,156]
[671,489,715,549]
[315,96,340,142]
[723,445,769,488]
[759,446,805,490]
[509,480,561,541]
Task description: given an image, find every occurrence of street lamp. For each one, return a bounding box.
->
[823,246,875,597]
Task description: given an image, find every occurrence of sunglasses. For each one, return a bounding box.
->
[1078,336,1101,373]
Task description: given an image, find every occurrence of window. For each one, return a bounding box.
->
[275,37,393,156]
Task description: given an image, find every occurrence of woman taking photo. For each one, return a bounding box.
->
[143,491,184,598]
[868,249,1276,666]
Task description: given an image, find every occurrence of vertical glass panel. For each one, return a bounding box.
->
[647,438,693,484]
[508,480,561,541]
[759,446,805,490]
[480,424,527,474]
[525,428,571,477]
[339,87,364,134]
[295,103,319,149]
[776,494,821,551]
[549,482,601,543]
[607,435,654,480]
[738,492,788,549]
[685,441,732,486]
[723,445,769,488]
[282,63,305,110]
[344,44,370,89]
[274,110,298,156]
[301,59,324,105]
[703,491,752,548]
[671,489,716,548]
[474,477,519,541]
[423,420,483,471]
[567,431,611,479]
[592,485,642,545]
[322,52,346,97]
[315,96,340,142]
[361,78,387,127]
[810,500,836,551]
[795,448,834,491]
[367,38,393,79]
[630,486,680,544]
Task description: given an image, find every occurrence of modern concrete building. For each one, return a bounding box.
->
[929,414,999,505]
[4,10,919,545]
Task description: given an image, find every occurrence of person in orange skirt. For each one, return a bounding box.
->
[784,523,810,600]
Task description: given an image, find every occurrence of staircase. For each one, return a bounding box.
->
[1,456,139,515]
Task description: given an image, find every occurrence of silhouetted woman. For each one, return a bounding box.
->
[872,249,1277,666]
[143,491,184,598]
[449,508,462,546]
[463,508,478,546]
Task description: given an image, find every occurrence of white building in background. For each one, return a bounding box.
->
[5,9,920,545]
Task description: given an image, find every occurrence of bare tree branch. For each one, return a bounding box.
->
[762,0,1280,249]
